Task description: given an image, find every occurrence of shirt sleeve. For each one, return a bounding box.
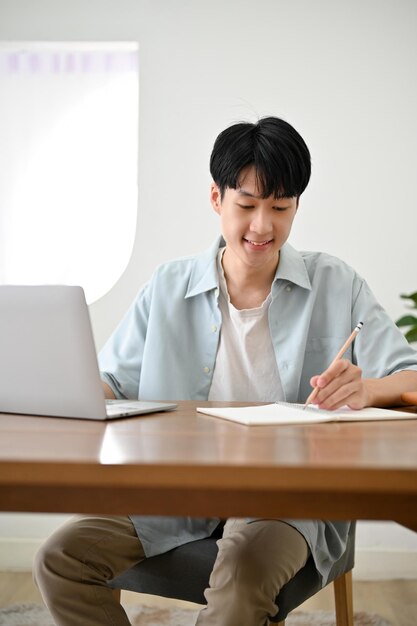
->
[351,277,417,377]
[98,280,152,399]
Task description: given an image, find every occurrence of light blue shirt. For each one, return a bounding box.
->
[99,236,417,584]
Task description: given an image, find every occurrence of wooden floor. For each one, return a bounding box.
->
[0,572,416,626]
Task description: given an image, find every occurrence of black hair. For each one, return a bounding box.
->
[209,116,311,199]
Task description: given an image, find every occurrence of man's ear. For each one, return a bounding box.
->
[210,182,222,215]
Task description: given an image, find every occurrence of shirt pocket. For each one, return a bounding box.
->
[300,336,350,402]
[304,336,349,359]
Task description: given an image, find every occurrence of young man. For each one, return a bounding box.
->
[34,117,417,626]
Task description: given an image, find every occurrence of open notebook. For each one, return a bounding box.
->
[196,402,417,426]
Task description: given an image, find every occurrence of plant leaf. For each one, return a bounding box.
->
[405,327,417,343]
[400,292,417,307]
[396,315,417,327]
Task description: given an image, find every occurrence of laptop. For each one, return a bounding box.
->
[0,285,177,420]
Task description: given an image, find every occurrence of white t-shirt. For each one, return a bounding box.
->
[208,248,284,402]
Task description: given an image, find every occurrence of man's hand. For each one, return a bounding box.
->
[309,359,371,410]
[103,382,116,400]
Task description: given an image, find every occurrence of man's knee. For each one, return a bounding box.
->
[215,529,270,590]
[217,520,309,588]
[33,531,64,594]
[33,516,104,593]
[33,515,144,594]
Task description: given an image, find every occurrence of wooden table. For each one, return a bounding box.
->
[0,401,416,525]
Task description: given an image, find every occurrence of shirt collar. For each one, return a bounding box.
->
[185,236,311,298]
[274,242,312,290]
[185,236,224,298]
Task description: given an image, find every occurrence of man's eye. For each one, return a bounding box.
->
[237,203,254,209]
[273,205,289,211]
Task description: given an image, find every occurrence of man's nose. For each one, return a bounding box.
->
[250,208,272,234]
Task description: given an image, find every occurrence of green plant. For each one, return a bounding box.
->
[396,292,417,343]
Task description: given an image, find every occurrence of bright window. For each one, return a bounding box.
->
[0,42,139,303]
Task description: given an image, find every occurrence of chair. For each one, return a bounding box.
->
[110,522,355,626]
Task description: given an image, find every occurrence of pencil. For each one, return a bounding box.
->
[303,322,364,409]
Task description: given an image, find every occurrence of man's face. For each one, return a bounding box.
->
[210,166,298,276]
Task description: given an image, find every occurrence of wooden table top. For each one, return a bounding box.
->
[1,401,416,523]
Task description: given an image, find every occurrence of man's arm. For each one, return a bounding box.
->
[364,370,417,408]
[309,361,417,410]
[103,382,116,400]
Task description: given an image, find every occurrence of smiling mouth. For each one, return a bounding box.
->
[243,238,273,247]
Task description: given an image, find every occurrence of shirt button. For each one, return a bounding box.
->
[203,366,211,374]
[285,285,292,292]
[211,324,217,333]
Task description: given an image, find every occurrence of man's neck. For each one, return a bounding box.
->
[221,251,278,310]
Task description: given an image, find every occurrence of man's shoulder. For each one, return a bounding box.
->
[300,249,359,276]
[153,248,211,280]
[295,249,365,294]
[147,239,221,297]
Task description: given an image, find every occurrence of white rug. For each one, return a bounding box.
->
[0,603,393,626]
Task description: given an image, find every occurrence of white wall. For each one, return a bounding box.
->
[0,0,416,576]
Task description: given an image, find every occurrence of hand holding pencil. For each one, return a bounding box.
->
[304,322,364,410]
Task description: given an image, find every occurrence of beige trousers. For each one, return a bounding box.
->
[33,515,309,626]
